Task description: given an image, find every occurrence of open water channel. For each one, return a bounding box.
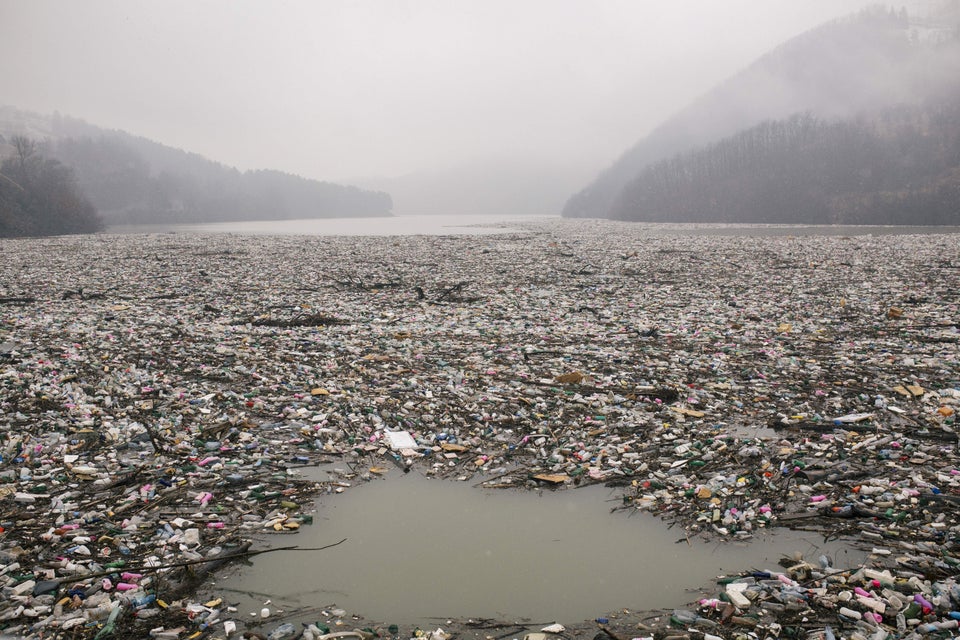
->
[107,214,540,236]
[214,470,863,625]
[107,213,960,237]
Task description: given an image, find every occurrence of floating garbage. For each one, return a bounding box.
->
[0,219,958,638]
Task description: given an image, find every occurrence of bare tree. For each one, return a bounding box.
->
[11,135,37,171]
[0,136,103,236]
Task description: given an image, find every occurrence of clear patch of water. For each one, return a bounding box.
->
[106,214,544,236]
[214,470,862,625]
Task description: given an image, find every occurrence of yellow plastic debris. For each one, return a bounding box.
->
[555,371,585,384]
[533,473,569,484]
[670,406,706,418]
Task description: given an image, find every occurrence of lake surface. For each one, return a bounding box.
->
[214,470,863,625]
[107,214,960,238]
[107,214,543,236]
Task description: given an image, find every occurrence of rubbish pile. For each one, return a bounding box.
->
[0,220,958,638]
[664,554,960,640]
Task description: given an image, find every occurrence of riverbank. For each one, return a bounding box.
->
[1,219,958,638]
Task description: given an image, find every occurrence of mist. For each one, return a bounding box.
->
[1,0,890,214]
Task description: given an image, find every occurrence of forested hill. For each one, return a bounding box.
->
[0,108,392,225]
[563,6,960,223]
[610,104,960,224]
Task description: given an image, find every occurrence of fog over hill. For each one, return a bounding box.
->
[3,1,890,225]
[0,107,393,225]
[564,4,960,224]
[3,3,956,227]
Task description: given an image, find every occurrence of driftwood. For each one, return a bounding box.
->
[569,264,597,275]
[771,420,879,434]
[36,538,348,592]
[162,541,256,598]
[331,274,402,291]
[599,624,628,640]
[792,468,870,484]
[247,313,348,327]
[779,504,879,525]
[415,282,482,304]
[62,286,119,300]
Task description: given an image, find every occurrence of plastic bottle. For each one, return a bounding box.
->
[267,622,297,640]
[130,594,156,608]
[838,607,862,620]
[671,609,698,625]
[92,604,122,640]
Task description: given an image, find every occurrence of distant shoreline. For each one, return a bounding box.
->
[104,213,554,236]
[101,216,960,238]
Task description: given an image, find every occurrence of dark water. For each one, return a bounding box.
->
[214,471,863,625]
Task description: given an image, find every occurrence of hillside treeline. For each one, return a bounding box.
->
[565,5,960,223]
[44,133,392,225]
[610,102,960,225]
[0,136,103,237]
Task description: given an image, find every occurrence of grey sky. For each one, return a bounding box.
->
[1,0,879,183]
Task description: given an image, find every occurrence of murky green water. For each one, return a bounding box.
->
[215,470,861,625]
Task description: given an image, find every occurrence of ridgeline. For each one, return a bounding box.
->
[564,6,960,225]
[0,108,393,233]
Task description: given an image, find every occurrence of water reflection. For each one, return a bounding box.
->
[215,471,862,625]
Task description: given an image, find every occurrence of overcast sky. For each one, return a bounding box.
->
[1,0,880,183]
